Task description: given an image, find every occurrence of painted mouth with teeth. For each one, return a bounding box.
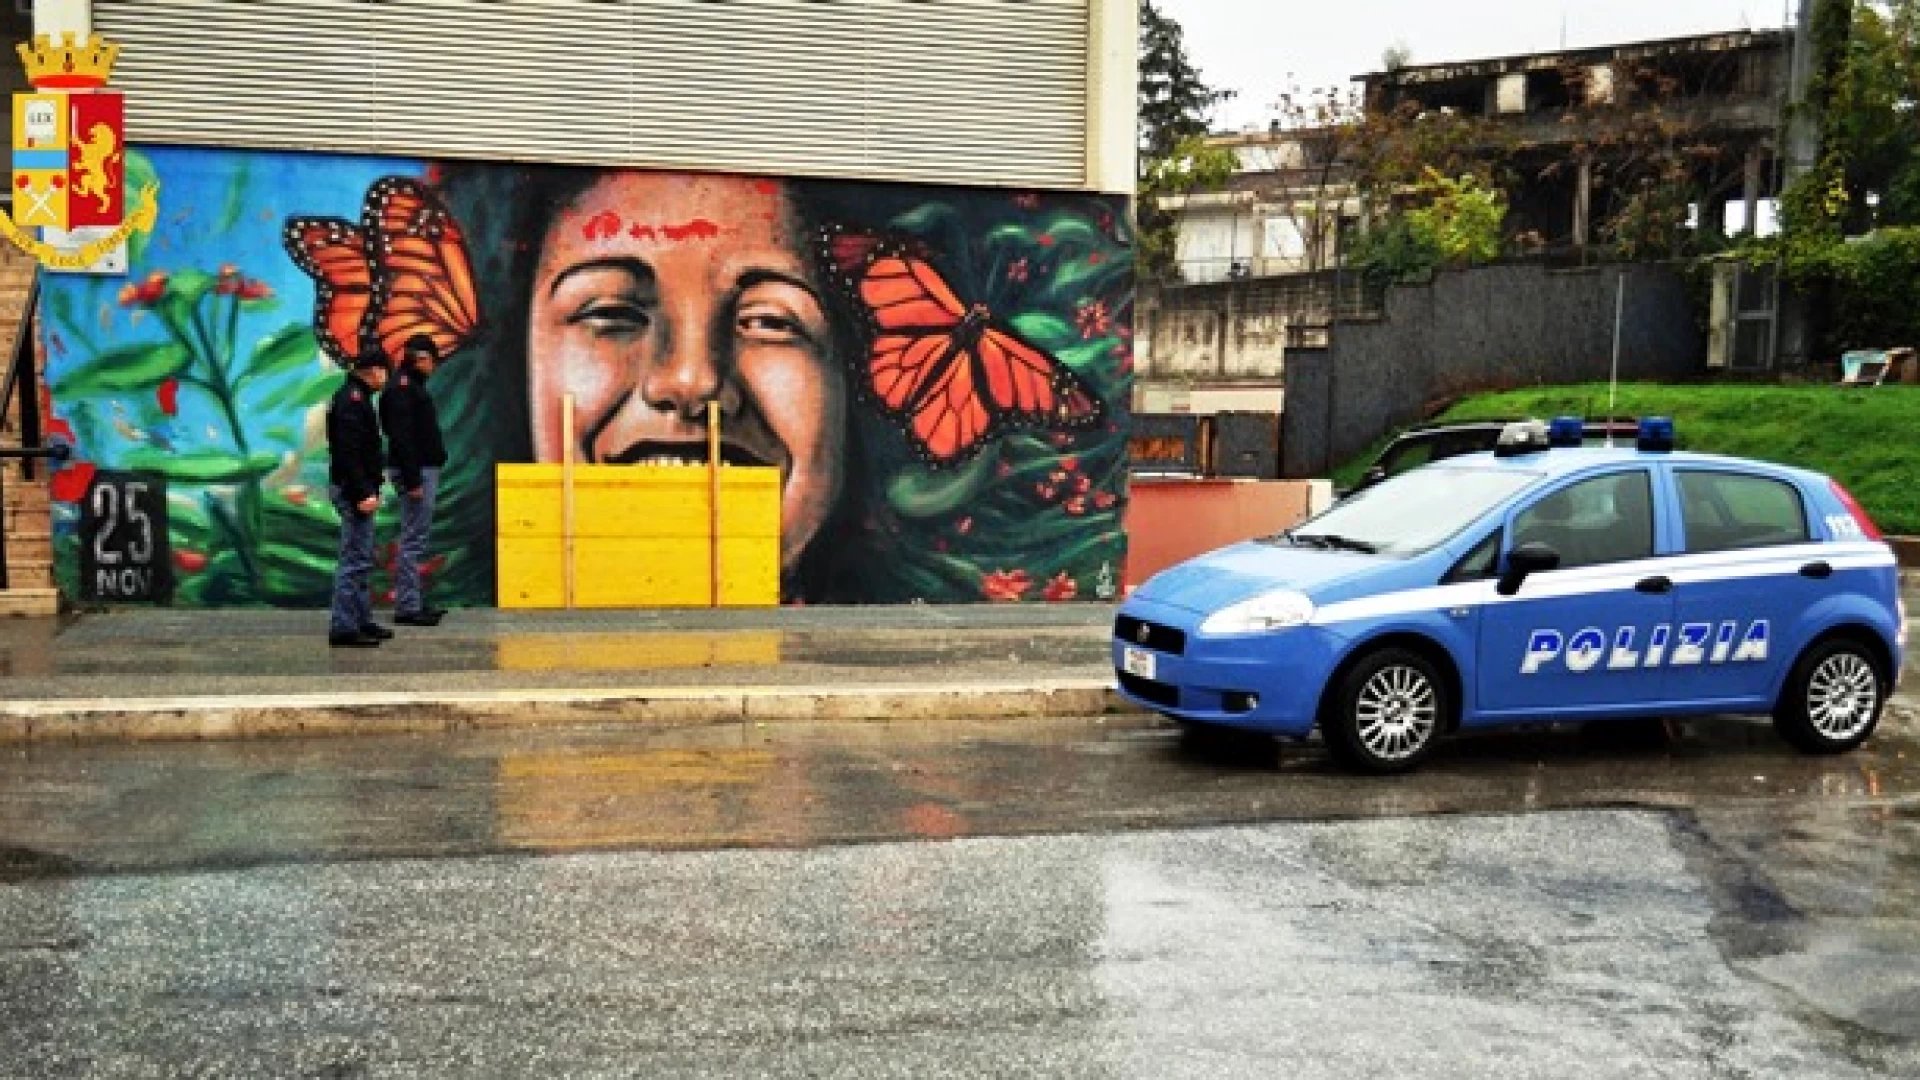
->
[605,441,777,469]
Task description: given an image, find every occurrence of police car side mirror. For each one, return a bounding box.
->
[1497,542,1561,596]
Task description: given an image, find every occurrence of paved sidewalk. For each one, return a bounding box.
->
[0,605,1123,742]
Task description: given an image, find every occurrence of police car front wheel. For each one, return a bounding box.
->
[1323,648,1452,774]
[1774,636,1886,755]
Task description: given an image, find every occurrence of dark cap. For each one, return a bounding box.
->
[403,334,439,359]
[351,349,388,371]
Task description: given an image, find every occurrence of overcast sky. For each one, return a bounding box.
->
[1159,0,1797,131]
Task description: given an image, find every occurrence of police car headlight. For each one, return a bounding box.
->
[1200,590,1316,635]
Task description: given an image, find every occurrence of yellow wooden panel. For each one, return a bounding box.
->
[495,631,781,671]
[496,464,780,608]
[497,465,779,539]
[498,538,779,608]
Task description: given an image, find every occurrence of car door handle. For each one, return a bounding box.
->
[1800,561,1833,580]
[1635,576,1673,595]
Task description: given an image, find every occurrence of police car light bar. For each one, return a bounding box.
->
[1636,416,1675,453]
[1494,420,1552,457]
[1548,416,1584,447]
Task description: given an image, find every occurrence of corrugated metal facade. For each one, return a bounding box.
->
[91,0,1092,189]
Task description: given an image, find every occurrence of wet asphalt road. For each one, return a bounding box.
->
[2,713,1918,1077]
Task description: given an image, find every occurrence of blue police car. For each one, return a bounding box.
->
[1115,418,1906,773]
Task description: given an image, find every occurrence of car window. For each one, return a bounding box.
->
[1443,528,1503,583]
[1433,431,1496,461]
[1677,470,1809,553]
[1381,439,1434,477]
[1283,466,1539,557]
[1510,470,1655,570]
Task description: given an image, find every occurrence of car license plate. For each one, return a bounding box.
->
[1122,646,1157,680]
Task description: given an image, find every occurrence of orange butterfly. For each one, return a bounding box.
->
[282,177,480,367]
[827,231,1102,465]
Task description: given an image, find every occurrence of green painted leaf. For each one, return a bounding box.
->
[219,157,255,233]
[162,269,216,308]
[237,325,320,389]
[1007,313,1076,351]
[885,452,997,519]
[52,342,191,396]
[165,491,214,533]
[283,364,345,407]
[125,150,159,266]
[1054,339,1116,375]
[985,223,1037,248]
[1037,218,1103,248]
[1045,257,1129,298]
[121,448,281,483]
[891,204,957,234]
[239,296,282,316]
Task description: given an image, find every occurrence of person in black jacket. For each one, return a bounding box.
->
[327,351,391,647]
[380,334,450,626]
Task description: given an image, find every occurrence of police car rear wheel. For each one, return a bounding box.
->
[1324,648,1448,774]
[1774,637,1884,754]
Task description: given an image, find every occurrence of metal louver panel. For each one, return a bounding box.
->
[92,0,1090,190]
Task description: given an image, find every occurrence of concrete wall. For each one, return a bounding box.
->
[1124,479,1315,591]
[1281,262,1704,477]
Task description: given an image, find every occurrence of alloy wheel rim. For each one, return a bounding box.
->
[1807,652,1879,741]
[1356,664,1438,760]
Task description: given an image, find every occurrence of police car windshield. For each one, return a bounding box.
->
[1284,466,1540,556]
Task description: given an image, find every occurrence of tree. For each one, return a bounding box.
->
[1137,0,1234,281]
[1748,1,1920,354]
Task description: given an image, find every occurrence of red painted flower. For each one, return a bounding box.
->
[1038,234,1056,247]
[955,516,974,536]
[1094,491,1119,511]
[156,377,180,417]
[1060,456,1079,472]
[1042,572,1078,602]
[214,265,240,296]
[1064,496,1088,516]
[238,279,273,301]
[1007,257,1031,283]
[982,569,1032,602]
[117,271,168,309]
[281,485,310,507]
[1074,475,1092,494]
[1035,482,1058,501]
[1075,300,1112,339]
[50,461,95,503]
[172,550,208,574]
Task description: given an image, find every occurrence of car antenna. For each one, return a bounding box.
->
[1607,272,1625,448]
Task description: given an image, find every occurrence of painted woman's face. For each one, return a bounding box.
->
[528,174,846,573]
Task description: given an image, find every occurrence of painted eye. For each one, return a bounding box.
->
[739,312,802,342]
[569,301,650,336]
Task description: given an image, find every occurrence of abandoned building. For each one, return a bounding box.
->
[1360,28,1794,249]
[1138,28,1795,417]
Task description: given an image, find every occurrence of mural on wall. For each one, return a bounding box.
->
[42,146,1135,606]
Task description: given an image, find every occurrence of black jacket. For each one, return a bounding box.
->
[327,374,385,508]
[379,367,447,493]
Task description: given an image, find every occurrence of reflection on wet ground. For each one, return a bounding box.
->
[1,711,1914,875]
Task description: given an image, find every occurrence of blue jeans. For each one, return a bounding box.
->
[386,466,440,616]
[329,485,376,636]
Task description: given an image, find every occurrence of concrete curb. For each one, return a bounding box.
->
[0,679,1132,744]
